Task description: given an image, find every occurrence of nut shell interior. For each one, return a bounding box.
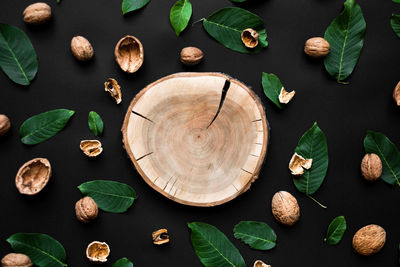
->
[114,35,144,73]
[104,78,122,104]
[15,158,51,195]
[254,260,271,267]
[278,87,296,104]
[241,28,259,48]
[289,152,312,176]
[80,140,103,157]
[152,229,170,245]
[86,241,110,262]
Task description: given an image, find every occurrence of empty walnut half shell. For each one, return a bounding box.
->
[86,241,110,263]
[152,229,170,245]
[105,78,122,104]
[289,152,312,176]
[278,87,295,104]
[115,35,144,73]
[241,28,259,48]
[15,158,51,195]
[254,260,271,267]
[80,140,103,157]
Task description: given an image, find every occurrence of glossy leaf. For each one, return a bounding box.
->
[7,233,67,267]
[88,111,104,136]
[261,72,283,109]
[391,14,400,38]
[113,257,133,267]
[188,222,245,267]
[19,109,75,145]
[170,0,192,36]
[293,122,328,195]
[324,0,366,83]
[78,180,136,213]
[324,216,347,245]
[233,221,276,250]
[0,23,38,86]
[363,131,400,186]
[203,7,268,53]
[122,0,150,15]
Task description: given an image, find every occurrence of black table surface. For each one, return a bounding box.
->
[1,0,400,266]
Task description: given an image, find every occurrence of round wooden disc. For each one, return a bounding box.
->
[122,72,269,207]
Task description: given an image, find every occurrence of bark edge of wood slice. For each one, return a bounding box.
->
[122,72,269,207]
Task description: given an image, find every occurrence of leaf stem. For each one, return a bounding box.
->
[337,80,349,85]
[307,194,327,209]
[192,18,205,26]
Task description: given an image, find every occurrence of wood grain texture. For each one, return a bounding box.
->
[122,72,269,206]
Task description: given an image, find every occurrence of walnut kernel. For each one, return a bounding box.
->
[241,28,259,48]
[361,153,382,181]
[152,229,170,245]
[352,224,386,256]
[180,47,203,66]
[75,196,98,223]
[104,78,122,104]
[1,253,32,267]
[15,158,51,195]
[86,241,110,262]
[271,191,300,226]
[23,2,51,25]
[80,140,103,157]
[71,36,94,61]
[0,114,11,136]
[304,37,330,58]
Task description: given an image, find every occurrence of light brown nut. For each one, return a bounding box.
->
[1,253,32,267]
[289,152,312,176]
[0,114,11,136]
[80,140,103,157]
[278,87,295,104]
[15,158,51,195]
[304,37,330,58]
[361,153,382,181]
[254,260,271,267]
[23,2,51,25]
[115,35,144,73]
[71,36,94,61]
[241,28,259,48]
[104,78,122,104]
[180,47,203,66]
[152,229,170,245]
[75,196,98,223]
[393,81,400,106]
[271,191,300,226]
[86,241,110,262]
[352,224,386,256]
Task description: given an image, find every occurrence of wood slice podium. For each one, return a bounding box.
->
[122,73,269,207]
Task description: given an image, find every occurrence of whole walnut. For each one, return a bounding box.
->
[361,153,382,181]
[352,224,386,256]
[180,47,203,66]
[75,196,98,223]
[304,37,330,58]
[271,191,300,226]
[71,36,94,61]
[0,114,11,136]
[1,253,32,267]
[23,2,51,25]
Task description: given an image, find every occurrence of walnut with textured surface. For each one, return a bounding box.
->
[361,154,382,181]
[180,47,203,66]
[71,36,94,61]
[271,191,300,226]
[352,225,386,256]
[304,37,330,58]
[75,196,98,223]
[23,3,51,25]
[0,114,11,136]
[1,253,32,267]
[86,241,110,262]
[15,158,51,195]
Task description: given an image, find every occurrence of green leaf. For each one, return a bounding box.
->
[113,257,133,267]
[19,109,75,145]
[7,233,67,267]
[188,222,245,267]
[293,122,328,206]
[324,216,347,245]
[394,0,400,3]
[363,131,400,186]
[233,221,276,250]
[122,0,150,15]
[261,72,283,109]
[170,0,192,36]
[391,14,400,38]
[57,0,61,3]
[324,0,366,83]
[88,111,104,136]
[78,180,136,213]
[203,7,268,53]
[0,23,38,86]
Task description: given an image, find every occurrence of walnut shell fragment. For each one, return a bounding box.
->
[80,140,103,157]
[393,81,400,106]
[23,2,51,25]
[1,253,33,267]
[75,196,98,223]
[361,153,382,182]
[271,191,300,226]
[115,35,144,73]
[278,87,295,104]
[15,158,51,195]
[86,241,110,263]
[254,260,271,267]
[152,229,170,245]
[352,224,386,256]
[104,78,122,104]
[241,28,259,48]
[289,152,312,176]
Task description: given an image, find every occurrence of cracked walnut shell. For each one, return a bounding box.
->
[115,35,144,73]
[75,196,98,223]
[105,78,122,104]
[23,2,51,25]
[289,152,312,176]
[271,191,300,226]
[304,37,330,58]
[152,229,170,245]
[0,114,11,136]
[241,28,259,48]
[278,88,295,104]
[254,260,271,267]
[15,158,51,195]
[86,241,110,262]
[71,36,94,62]
[80,140,103,157]
[352,224,386,256]
[1,253,32,267]
[361,153,382,181]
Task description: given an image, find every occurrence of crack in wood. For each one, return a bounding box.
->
[241,168,253,175]
[252,118,262,122]
[132,110,154,123]
[169,179,178,194]
[250,154,259,157]
[232,183,239,192]
[207,79,231,129]
[163,176,174,191]
[136,152,153,161]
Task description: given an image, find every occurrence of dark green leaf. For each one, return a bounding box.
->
[324,216,347,245]
[0,23,38,86]
[391,14,400,38]
[19,109,75,145]
[394,0,400,3]
[78,180,136,213]
[88,111,104,136]
[293,122,328,195]
[113,257,133,267]
[7,233,67,267]
[57,0,61,3]
[233,221,276,250]
[261,72,283,109]
[188,222,245,267]
[170,0,192,36]
[324,0,366,83]
[122,0,150,15]
[203,7,268,53]
[363,131,400,186]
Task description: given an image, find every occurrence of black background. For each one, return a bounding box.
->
[0,0,399,266]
